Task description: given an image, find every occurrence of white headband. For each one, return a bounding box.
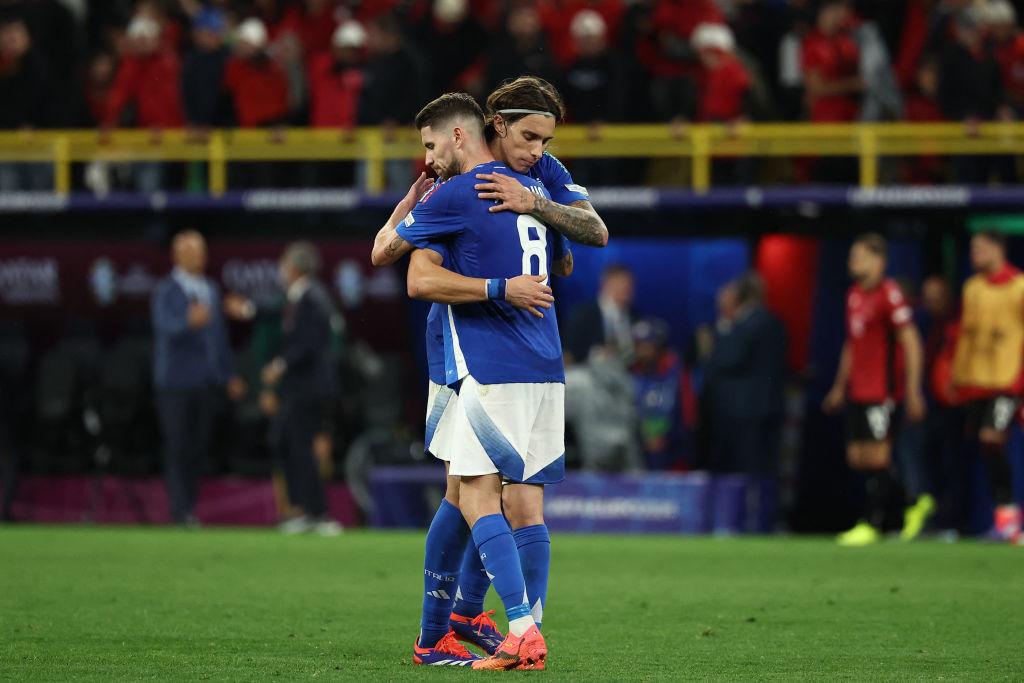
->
[496,109,555,118]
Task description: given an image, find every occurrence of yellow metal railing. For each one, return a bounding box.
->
[1,123,1024,196]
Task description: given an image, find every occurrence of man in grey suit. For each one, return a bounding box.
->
[151,230,245,525]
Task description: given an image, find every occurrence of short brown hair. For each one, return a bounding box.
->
[853,232,888,259]
[414,92,484,132]
[485,76,566,140]
[974,228,1007,251]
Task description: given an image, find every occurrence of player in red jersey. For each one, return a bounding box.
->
[823,234,927,546]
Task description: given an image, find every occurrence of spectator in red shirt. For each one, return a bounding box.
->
[538,0,625,66]
[308,22,366,128]
[224,18,290,128]
[103,15,184,193]
[692,23,753,184]
[104,16,184,130]
[801,0,862,123]
[691,23,751,123]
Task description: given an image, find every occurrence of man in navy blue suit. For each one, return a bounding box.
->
[260,241,341,536]
[151,230,245,525]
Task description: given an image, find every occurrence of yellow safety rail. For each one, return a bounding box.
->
[1,123,1024,196]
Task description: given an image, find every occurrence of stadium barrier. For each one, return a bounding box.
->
[370,466,774,534]
[9,475,360,526]
[2,122,1024,194]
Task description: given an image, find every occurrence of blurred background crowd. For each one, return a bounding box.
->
[4,0,1024,190]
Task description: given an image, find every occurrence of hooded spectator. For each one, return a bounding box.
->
[564,9,625,122]
[691,22,751,122]
[223,18,290,127]
[308,21,366,128]
[104,15,184,129]
[537,0,626,66]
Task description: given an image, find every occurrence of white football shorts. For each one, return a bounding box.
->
[425,381,458,461]
[446,375,565,485]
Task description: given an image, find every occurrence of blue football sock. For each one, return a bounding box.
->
[513,524,550,629]
[471,514,532,629]
[452,539,489,618]
[419,499,469,649]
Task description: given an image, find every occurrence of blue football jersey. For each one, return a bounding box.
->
[398,160,565,386]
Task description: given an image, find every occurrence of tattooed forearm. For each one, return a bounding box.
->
[383,232,408,260]
[371,223,412,266]
[530,197,608,247]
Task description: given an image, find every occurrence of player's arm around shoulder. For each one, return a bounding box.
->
[473,171,609,248]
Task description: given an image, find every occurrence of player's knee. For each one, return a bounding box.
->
[502,485,544,529]
[504,506,545,530]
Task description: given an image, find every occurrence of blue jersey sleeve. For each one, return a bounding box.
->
[396,181,464,248]
[421,241,450,266]
[536,153,590,206]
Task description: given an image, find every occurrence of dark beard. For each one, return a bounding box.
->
[438,161,459,181]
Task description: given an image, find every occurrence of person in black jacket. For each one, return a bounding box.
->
[181,8,230,130]
[261,242,341,536]
[0,19,51,190]
[704,273,787,480]
[938,8,1013,182]
[563,264,635,365]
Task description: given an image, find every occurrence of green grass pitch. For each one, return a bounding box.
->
[1,526,1021,681]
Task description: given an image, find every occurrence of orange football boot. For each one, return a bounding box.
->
[471,624,546,671]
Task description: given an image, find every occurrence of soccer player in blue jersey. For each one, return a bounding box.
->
[373,92,575,671]
[405,78,609,655]
[372,82,608,669]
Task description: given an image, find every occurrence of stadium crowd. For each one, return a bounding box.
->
[4,0,1024,189]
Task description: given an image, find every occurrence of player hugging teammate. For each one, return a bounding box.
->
[371,77,608,670]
